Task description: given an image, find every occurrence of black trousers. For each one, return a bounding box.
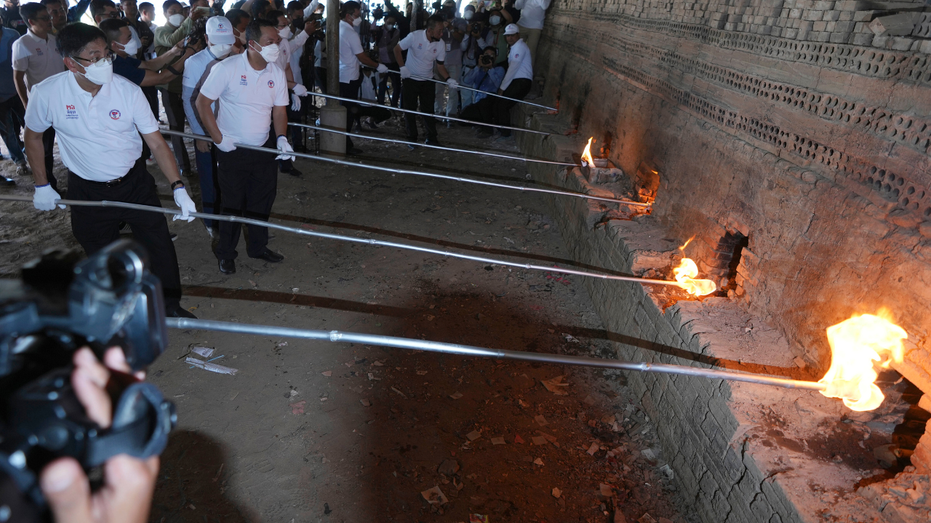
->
[67,160,182,310]
[460,97,494,127]
[215,136,277,260]
[141,86,159,160]
[161,89,191,172]
[492,78,532,137]
[402,78,437,142]
[41,128,57,191]
[338,78,362,149]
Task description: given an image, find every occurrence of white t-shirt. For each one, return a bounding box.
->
[513,0,551,30]
[12,30,64,91]
[398,30,445,79]
[338,19,362,83]
[501,38,532,90]
[24,72,158,181]
[198,51,288,146]
[288,30,310,86]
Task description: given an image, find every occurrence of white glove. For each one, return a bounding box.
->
[33,184,64,211]
[447,78,459,89]
[276,135,296,161]
[292,83,308,96]
[376,63,388,74]
[172,186,196,222]
[400,65,411,79]
[291,92,302,112]
[216,135,236,152]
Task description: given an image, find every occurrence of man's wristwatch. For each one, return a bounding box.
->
[171,180,185,190]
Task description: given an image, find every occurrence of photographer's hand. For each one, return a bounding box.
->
[39,348,159,523]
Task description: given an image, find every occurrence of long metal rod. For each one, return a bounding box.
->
[307,90,552,136]
[0,195,676,288]
[162,129,649,207]
[167,317,828,392]
[288,121,575,166]
[408,75,557,112]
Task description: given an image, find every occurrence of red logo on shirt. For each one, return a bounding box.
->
[267,80,275,88]
[109,110,121,120]
[65,105,75,110]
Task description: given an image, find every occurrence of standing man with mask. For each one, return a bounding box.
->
[394,14,453,148]
[120,0,153,59]
[25,23,198,318]
[13,2,64,191]
[101,17,191,87]
[155,0,203,177]
[491,23,530,138]
[183,15,233,235]
[196,18,293,274]
[338,0,387,154]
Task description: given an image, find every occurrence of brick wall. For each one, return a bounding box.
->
[529,0,931,415]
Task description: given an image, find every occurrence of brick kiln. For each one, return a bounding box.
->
[514,0,931,520]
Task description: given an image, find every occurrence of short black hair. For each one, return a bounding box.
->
[339,0,359,18]
[98,17,127,41]
[89,0,116,19]
[19,2,46,22]
[245,18,275,43]
[286,1,301,12]
[40,0,64,7]
[57,22,107,57]
[138,1,153,12]
[251,0,269,17]
[161,0,180,14]
[264,9,283,22]
[225,8,248,26]
[482,46,496,55]
[426,14,443,29]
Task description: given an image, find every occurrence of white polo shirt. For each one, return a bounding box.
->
[12,30,64,91]
[338,19,362,83]
[198,51,288,146]
[398,30,445,79]
[501,38,532,90]
[24,71,158,182]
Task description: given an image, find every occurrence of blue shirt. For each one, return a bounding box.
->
[0,27,19,101]
[463,65,504,104]
[113,55,145,86]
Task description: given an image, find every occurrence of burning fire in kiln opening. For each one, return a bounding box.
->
[673,238,716,297]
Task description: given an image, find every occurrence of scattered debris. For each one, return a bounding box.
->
[191,346,214,358]
[437,459,460,475]
[641,448,657,461]
[322,370,332,377]
[540,375,569,395]
[289,401,306,415]
[469,515,489,523]
[416,370,428,375]
[360,399,371,407]
[466,430,482,441]
[600,483,613,497]
[659,464,674,479]
[533,458,544,466]
[552,487,562,498]
[532,436,547,446]
[514,434,525,444]
[391,387,408,398]
[534,414,548,426]
[449,391,464,400]
[420,486,448,505]
[323,503,331,515]
[587,441,601,456]
[185,357,238,375]
[638,514,656,523]
[491,437,506,445]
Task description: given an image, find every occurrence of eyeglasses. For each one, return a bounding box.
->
[72,50,113,65]
[35,15,51,21]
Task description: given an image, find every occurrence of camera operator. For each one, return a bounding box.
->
[459,11,488,110]
[459,46,503,133]
[40,347,159,523]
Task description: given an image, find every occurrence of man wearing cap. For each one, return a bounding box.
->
[394,14,454,147]
[13,2,64,191]
[24,23,198,318]
[182,15,234,236]
[195,18,293,275]
[490,23,530,138]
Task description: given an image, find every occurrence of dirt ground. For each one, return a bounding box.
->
[0,110,695,523]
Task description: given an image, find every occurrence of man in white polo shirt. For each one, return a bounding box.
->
[196,18,292,275]
[394,14,455,147]
[338,0,386,154]
[24,23,198,318]
[491,23,531,139]
[13,2,64,190]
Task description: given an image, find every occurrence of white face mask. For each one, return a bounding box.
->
[209,43,232,58]
[76,57,113,85]
[168,13,184,26]
[464,11,473,20]
[489,15,501,25]
[252,41,279,62]
[278,26,292,39]
[119,37,140,56]
[237,30,247,44]
[352,16,362,27]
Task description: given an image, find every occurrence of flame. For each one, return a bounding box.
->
[818,313,907,411]
[581,137,595,166]
[672,258,717,296]
[672,238,716,296]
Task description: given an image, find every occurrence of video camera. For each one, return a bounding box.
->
[0,240,176,522]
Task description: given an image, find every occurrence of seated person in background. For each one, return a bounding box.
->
[459,45,504,134]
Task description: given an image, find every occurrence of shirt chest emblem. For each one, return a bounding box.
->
[65,104,78,120]
[109,109,121,120]
[240,74,248,86]
[417,43,422,49]
[35,47,42,56]
[267,80,274,88]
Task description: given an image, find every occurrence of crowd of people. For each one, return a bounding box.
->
[0,0,550,309]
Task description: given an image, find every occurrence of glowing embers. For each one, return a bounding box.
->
[818,313,907,411]
[673,239,717,297]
